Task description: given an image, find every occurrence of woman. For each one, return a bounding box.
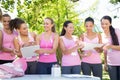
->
[101,16,120,80]
[35,17,59,74]
[11,18,37,74]
[0,14,17,64]
[0,8,2,51]
[80,17,102,80]
[60,20,82,74]
[0,8,3,30]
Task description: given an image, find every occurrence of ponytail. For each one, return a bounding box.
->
[60,28,66,36]
[109,25,119,45]
[9,18,25,31]
[9,19,16,31]
[51,24,55,32]
[101,16,119,45]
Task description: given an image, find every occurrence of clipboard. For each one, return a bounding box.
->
[20,45,40,58]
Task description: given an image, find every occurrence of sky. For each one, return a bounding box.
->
[75,0,120,29]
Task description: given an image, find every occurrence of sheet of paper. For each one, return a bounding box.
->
[82,42,103,50]
[20,45,40,58]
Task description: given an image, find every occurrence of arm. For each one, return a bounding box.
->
[94,33,103,53]
[13,37,22,57]
[59,36,80,55]
[0,30,2,50]
[42,33,59,54]
[98,33,102,44]
[35,33,59,54]
[108,45,120,51]
[104,51,108,71]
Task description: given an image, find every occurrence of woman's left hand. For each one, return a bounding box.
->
[35,49,44,54]
[94,47,103,53]
[103,44,112,50]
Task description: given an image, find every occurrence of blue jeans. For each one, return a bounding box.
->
[62,65,81,74]
[36,62,57,74]
[108,65,120,80]
[25,61,37,74]
[81,62,102,80]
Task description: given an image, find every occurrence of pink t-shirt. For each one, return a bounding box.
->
[102,28,120,66]
[38,33,57,63]
[61,36,81,66]
[82,34,102,64]
[0,30,17,60]
[18,33,37,62]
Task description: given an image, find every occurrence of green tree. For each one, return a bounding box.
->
[1,0,84,35]
[110,0,120,4]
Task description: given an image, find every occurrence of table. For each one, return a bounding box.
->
[2,75,100,80]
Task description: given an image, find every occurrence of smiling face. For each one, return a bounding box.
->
[18,23,28,36]
[101,19,111,31]
[2,16,11,29]
[44,19,53,32]
[64,23,74,35]
[85,21,94,31]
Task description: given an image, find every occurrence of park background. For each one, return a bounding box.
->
[0,0,120,80]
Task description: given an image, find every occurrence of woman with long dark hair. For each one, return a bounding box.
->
[101,16,120,80]
[80,17,102,80]
[60,20,82,74]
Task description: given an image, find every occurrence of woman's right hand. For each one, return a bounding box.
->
[76,40,84,49]
[81,51,92,57]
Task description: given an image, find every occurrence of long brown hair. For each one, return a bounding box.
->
[60,20,72,36]
[9,18,25,31]
[101,16,119,45]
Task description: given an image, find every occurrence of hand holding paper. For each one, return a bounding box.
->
[82,42,104,50]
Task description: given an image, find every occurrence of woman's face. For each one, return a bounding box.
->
[65,23,74,35]
[85,21,94,31]
[18,23,28,36]
[101,19,111,31]
[2,16,11,29]
[44,19,53,32]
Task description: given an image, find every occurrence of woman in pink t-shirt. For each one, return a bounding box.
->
[80,17,102,80]
[101,16,120,80]
[10,18,37,74]
[35,17,59,74]
[0,14,17,64]
[60,20,82,74]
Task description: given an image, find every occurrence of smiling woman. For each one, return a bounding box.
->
[9,18,37,74]
[35,17,59,74]
[0,14,17,64]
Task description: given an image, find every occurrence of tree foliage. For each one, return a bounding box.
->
[110,0,120,4]
[1,0,85,35]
